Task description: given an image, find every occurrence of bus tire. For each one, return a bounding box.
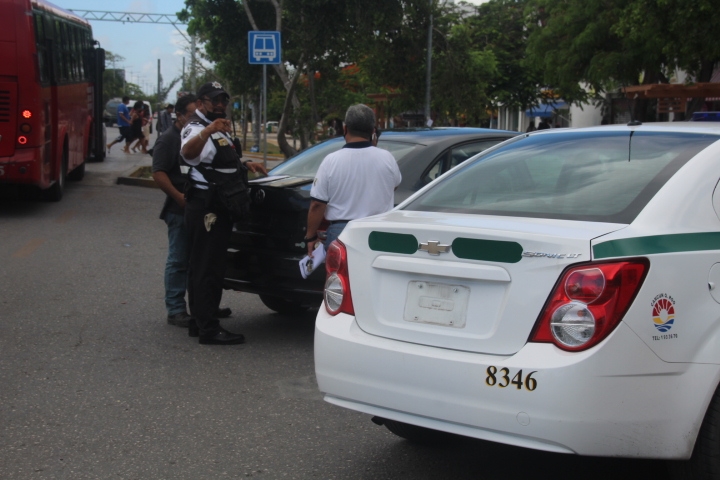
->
[87,128,105,163]
[42,145,67,202]
[67,160,85,181]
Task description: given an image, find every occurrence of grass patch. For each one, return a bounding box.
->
[131,166,154,179]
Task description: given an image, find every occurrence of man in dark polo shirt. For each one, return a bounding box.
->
[152,94,197,327]
[152,93,234,330]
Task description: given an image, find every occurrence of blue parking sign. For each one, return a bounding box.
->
[248,31,281,65]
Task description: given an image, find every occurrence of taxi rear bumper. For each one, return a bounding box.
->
[315,307,718,459]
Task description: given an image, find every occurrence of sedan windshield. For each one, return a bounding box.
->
[269,138,420,178]
[404,131,719,224]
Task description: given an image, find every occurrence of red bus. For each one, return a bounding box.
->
[0,0,105,201]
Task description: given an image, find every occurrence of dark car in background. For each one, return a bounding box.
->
[224,128,518,315]
[103,98,122,126]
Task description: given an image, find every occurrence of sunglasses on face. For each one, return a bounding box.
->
[202,96,230,106]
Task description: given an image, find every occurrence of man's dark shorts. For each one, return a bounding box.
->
[119,126,132,142]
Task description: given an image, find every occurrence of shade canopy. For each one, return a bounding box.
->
[525,102,568,118]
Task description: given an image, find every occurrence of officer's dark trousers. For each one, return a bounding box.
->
[185,194,233,337]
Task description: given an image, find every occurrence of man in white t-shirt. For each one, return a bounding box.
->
[305,104,401,257]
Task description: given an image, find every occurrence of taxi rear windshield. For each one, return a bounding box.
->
[404,131,719,224]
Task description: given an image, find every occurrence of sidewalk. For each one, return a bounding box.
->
[85,128,154,187]
[86,127,285,188]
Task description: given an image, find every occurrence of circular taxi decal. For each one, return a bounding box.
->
[652,296,675,332]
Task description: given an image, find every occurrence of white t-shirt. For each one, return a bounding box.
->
[310,142,402,221]
[180,110,237,188]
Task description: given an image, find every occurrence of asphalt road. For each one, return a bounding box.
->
[0,148,675,479]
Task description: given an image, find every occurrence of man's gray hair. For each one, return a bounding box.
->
[344,104,375,138]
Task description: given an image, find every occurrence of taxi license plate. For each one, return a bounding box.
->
[404,281,470,328]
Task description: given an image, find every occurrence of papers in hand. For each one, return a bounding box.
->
[299,242,326,279]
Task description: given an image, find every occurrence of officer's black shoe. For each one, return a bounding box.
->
[167,312,192,328]
[199,330,245,345]
[188,318,199,338]
[215,307,232,318]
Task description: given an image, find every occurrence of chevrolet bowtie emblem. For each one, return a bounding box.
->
[418,240,451,255]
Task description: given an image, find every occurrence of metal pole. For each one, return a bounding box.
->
[190,35,197,92]
[263,64,267,170]
[425,0,433,126]
[157,59,161,106]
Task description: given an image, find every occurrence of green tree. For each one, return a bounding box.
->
[525,0,671,120]
[357,0,433,116]
[615,0,720,113]
[466,0,540,113]
[181,0,422,157]
[431,21,497,125]
[103,51,126,104]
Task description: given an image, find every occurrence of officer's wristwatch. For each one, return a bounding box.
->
[304,234,318,242]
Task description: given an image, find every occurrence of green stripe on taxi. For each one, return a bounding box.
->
[368,232,418,254]
[452,238,523,263]
[368,231,523,263]
[594,232,720,258]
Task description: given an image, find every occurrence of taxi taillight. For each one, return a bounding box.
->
[529,259,649,351]
[324,240,354,316]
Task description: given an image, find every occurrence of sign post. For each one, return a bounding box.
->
[248,31,281,169]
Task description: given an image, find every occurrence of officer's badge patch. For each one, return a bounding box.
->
[211,81,222,89]
[182,129,191,139]
[217,138,229,146]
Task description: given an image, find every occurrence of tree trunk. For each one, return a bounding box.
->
[276,65,303,158]
[241,94,248,151]
[686,61,716,115]
[308,65,319,142]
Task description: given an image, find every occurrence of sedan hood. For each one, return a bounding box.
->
[339,210,626,355]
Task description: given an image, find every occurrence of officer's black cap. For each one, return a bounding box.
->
[197,82,229,100]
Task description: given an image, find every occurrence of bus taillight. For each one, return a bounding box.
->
[17,136,28,145]
[22,110,32,119]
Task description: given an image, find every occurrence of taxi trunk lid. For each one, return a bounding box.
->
[341,211,625,355]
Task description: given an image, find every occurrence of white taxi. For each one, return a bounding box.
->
[314,123,720,474]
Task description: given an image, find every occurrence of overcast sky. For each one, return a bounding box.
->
[56,0,489,100]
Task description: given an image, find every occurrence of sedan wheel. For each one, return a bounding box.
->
[259,294,310,316]
[670,386,720,479]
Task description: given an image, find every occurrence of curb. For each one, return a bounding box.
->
[116,167,158,189]
[115,156,287,188]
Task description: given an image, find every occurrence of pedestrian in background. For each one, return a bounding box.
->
[157,104,174,136]
[305,104,401,255]
[129,101,146,153]
[140,104,151,153]
[106,96,133,153]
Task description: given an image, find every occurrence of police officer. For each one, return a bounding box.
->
[180,82,267,345]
